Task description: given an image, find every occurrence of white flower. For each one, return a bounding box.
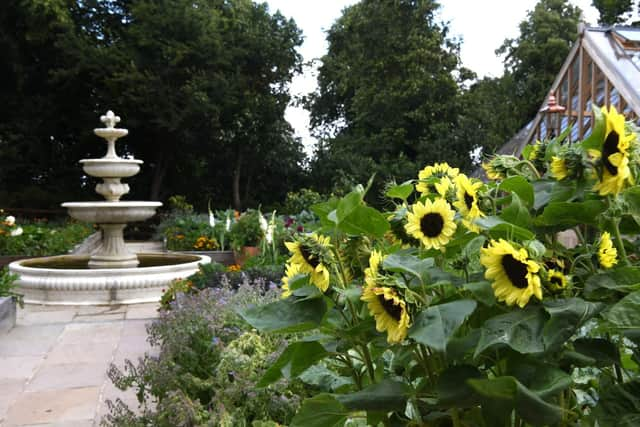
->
[265,226,274,244]
[259,214,268,233]
[225,215,231,232]
[208,210,216,228]
[10,226,23,237]
[4,215,15,226]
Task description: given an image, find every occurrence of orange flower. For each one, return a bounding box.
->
[227,264,242,272]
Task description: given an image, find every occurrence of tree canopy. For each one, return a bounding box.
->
[0,0,304,211]
[306,0,475,196]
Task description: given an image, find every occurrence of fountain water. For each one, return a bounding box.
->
[9,111,210,305]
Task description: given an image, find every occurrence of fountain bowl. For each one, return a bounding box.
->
[9,253,210,305]
[80,158,143,178]
[62,201,161,223]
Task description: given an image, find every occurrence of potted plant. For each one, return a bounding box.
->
[229,210,263,265]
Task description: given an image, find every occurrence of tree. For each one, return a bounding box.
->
[0,0,304,211]
[306,0,473,196]
[496,0,582,129]
[592,0,640,26]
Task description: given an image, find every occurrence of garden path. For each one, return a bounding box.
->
[0,302,159,426]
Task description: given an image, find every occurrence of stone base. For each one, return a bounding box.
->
[9,253,210,306]
[0,296,17,334]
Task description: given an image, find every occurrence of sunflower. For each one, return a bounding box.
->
[453,174,484,232]
[416,162,459,195]
[361,285,410,344]
[598,231,618,269]
[482,161,504,181]
[547,269,569,292]
[550,156,569,180]
[480,239,543,308]
[280,262,302,299]
[592,106,635,196]
[365,250,384,288]
[405,198,457,250]
[285,233,332,292]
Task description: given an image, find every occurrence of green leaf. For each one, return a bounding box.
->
[533,180,555,210]
[573,338,620,366]
[506,358,572,398]
[499,176,534,207]
[535,200,606,227]
[258,341,328,387]
[475,216,535,241]
[589,379,640,427]
[338,205,389,238]
[311,199,338,226]
[409,300,477,352]
[585,267,640,298]
[290,394,350,427]
[437,364,484,407]
[239,297,327,333]
[468,376,563,426]
[382,253,434,284]
[298,364,353,392]
[542,298,604,352]
[464,281,496,306]
[336,191,362,222]
[605,290,640,329]
[581,105,605,151]
[385,180,414,201]
[500,192,532,229]
[475,306,547,357]
[336,379,411,411]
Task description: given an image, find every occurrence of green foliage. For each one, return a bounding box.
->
[229,210,263,250]
[307,0,473,196]
[0,267,22,306]
[0,0,304,210]
[0,220,92,256]
[593,0,638,25]
[247,109,640,425]
[156,213,219,251]
[283,189,325,215]
[104,284,306,426]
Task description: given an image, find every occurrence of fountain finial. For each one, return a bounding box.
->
[100,110,121,129]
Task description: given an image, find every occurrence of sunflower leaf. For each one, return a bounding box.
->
[290,394,350,427]
[257,341,328,387]
[581,105,605,151]
[474,216,535,241]
[386,180,414,201]
[336,379,412,411]
[382,253,434,284]
[338,205,389,238]
[499,176,534,208]
[409,300,477,352]
[468,376,563,426]
[535,200,606,227]
[604,290,640,329]
[475,306,547,357]
[542,298,604,352]
[239,296,327,333]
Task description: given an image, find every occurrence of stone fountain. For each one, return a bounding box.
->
[9,111,210,305]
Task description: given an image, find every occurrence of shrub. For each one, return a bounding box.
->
[229,210,263,250]
[103,282,305,426]
[0,219,92,256]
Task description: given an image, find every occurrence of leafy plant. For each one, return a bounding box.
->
[229,210,264,250]
[0,267,22,306]
[0,219,92,256]
[242,106,640,426]
[103,282,305,426]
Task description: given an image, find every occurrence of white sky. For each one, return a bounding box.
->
[264,0,600,155]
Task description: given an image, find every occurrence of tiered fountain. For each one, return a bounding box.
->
[9,111,210,305]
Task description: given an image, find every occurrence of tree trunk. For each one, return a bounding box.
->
[150,148,168,201]
[232,150,243,211]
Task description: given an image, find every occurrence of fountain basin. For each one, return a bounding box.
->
[62,201,161,223]
[9,253,210,305]
[80,158,143,178]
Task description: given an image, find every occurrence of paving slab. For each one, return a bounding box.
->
[3,387,100,426]
[0,302,160,426]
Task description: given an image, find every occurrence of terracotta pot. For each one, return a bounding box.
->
[234,246,260,266]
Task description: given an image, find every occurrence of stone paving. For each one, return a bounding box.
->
[0,303,159,426]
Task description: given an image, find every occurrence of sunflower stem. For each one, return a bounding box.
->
[451,407,462,427]
[611,217,630,266]
[518,159,541,179]
[418,344,436,386]
[361,344,376,384]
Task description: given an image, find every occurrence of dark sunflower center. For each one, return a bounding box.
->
[300,245,319,269]
[501,254,529,289]
[464,191,474,210]
[602,130,620,175]
[550,275,563,287]
[377,294,402,321]
[420,213,444,238]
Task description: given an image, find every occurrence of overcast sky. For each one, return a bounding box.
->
[264,0,600,155]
